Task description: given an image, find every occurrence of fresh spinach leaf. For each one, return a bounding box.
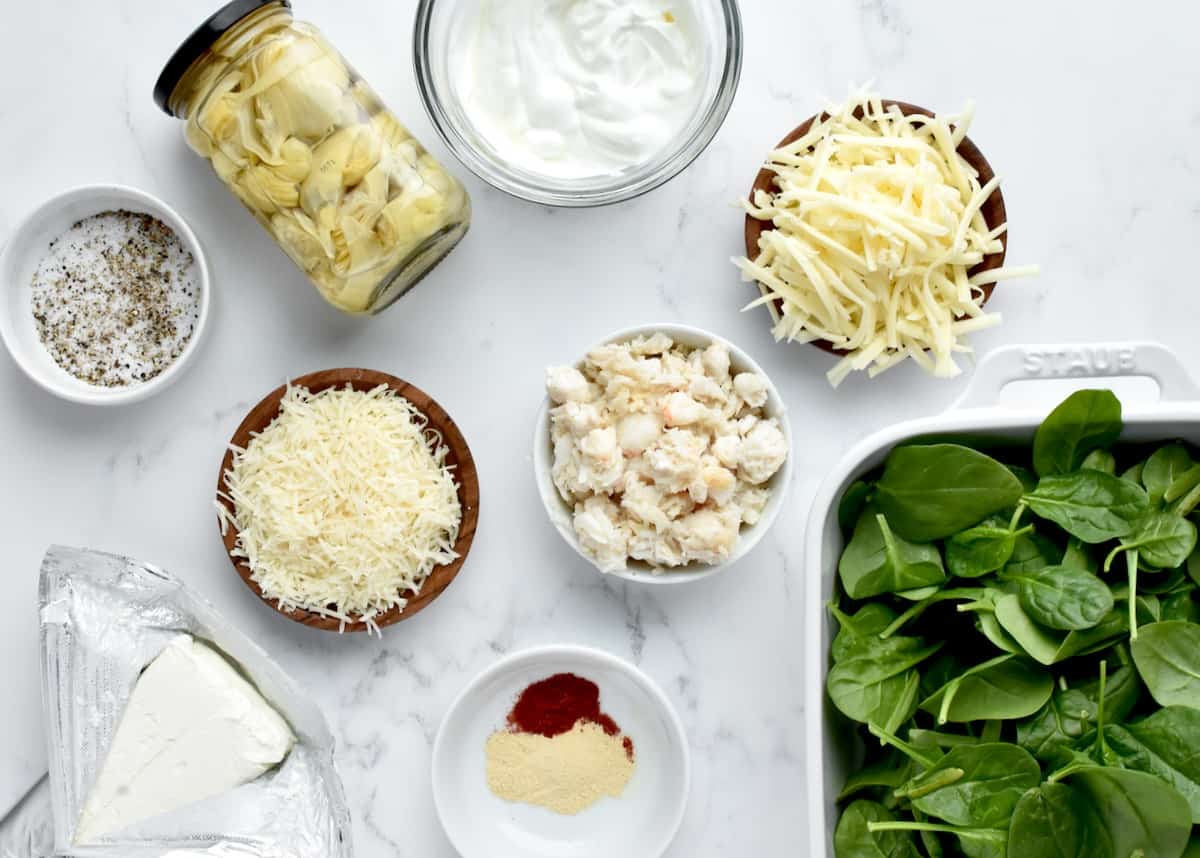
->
[1025,470,1149,543]
[1144,443,1195,508]
[1008,782,1113,858]
[1163,590,1200,623]
[1122,461,1145,484]
[1003,564,1115,631]
[1004,530,1062,574]
[894,585,941,601]
[1032,389,1122,478]
[976,611,1023,655]
[990,593,1064,665]
[874,444,1024,542]
[1081,448,1117,475]
[828,636,942,729]
[839,509,946,600]
[1098,723,1200,824]
[837,750,914,803]
[1127,706,1200,823]
[1008,464,1038,494]
[919,654,1053,724]
[834,799,921,858]
[838,671,921,737]
[831,602,900,662]
[992,594,1126,666]
[1065,766,1192,858]
[895,742,1041,827]
[1112,512,1198,570]
[1166,463,1200,506]
[840,480,873,534]
[945,516,1021,579]
[1062,536,1099,572]
[1131,621,1200,709]
[1016,663,1140,762]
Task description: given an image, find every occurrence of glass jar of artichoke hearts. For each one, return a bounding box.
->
[153,0,470,315]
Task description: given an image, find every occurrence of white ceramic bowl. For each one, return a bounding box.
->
[432,644,690,858]
[0,185,210,405]
[533,323,793,584]
[802,341,1200,857]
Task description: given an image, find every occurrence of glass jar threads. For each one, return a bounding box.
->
[154,0,470,315]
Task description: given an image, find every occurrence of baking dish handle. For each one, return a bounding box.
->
[953,342,1200,410]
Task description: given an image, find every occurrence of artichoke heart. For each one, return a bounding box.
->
[196,91,242,147]
[300,127,356,215]
[247,37,354,140]
[271,210,328,272]
[244,165,301,210]
[210,150,241,185]
[341,165,389,227]
[331,216,384,276]
[343,125,382,188]
[275,137,313,182]
[369,111,414,150]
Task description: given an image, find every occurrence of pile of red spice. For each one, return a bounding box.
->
[507,672,634,760]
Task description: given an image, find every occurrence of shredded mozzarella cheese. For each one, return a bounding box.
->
[218,384,462,632]
[735,89,1037,386]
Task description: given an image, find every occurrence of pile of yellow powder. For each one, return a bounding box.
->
[485,721,635,815]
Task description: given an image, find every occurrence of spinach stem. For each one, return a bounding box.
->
[894,766,965,799]
[1046,761,1089,784]
[1008,502,1028,532]
[938,678,960,725]
[1128,550,1140,641]
[827,601,855,629]
[879,588,986,638]
[955,599,993,613]
[867,821,1006,841]
[867,722,939,769]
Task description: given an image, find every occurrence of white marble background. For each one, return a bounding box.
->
[2,1,1199,855]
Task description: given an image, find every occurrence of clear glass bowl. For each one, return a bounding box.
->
[413,0,743,207]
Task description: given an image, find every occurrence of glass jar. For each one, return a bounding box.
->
[154,0,470,315]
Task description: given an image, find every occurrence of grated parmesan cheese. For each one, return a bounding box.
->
[218,384,462,632]
[735,89,1038,387]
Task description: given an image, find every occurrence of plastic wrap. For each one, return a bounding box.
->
[24,546,352,858]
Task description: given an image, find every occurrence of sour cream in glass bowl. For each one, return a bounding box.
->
[414,0,743,206]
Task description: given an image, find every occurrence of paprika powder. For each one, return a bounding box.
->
[507,672,634,759]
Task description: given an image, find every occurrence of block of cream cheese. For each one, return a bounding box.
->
[74,635,295,843]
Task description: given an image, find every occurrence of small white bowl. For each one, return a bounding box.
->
[0,185,210,405]
[432,644,690,858]
[533,323,793,584]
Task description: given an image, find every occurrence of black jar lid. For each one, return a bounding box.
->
[153,0,291,115]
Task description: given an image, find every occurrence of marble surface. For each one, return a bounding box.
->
[2,1,1200,855]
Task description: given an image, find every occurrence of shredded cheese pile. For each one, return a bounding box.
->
[218,384,462,632]
[735,90,1037,387]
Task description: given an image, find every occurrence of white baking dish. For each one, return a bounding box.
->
[802,341,1200,857]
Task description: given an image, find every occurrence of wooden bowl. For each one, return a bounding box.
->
[743,100,1008,355]
[216,368,480,633]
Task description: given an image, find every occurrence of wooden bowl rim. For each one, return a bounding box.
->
[216,367,480,633]
[743,99,1009,356]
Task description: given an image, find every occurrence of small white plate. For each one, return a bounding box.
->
[0,184,210,405]
[432,645,690,858]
